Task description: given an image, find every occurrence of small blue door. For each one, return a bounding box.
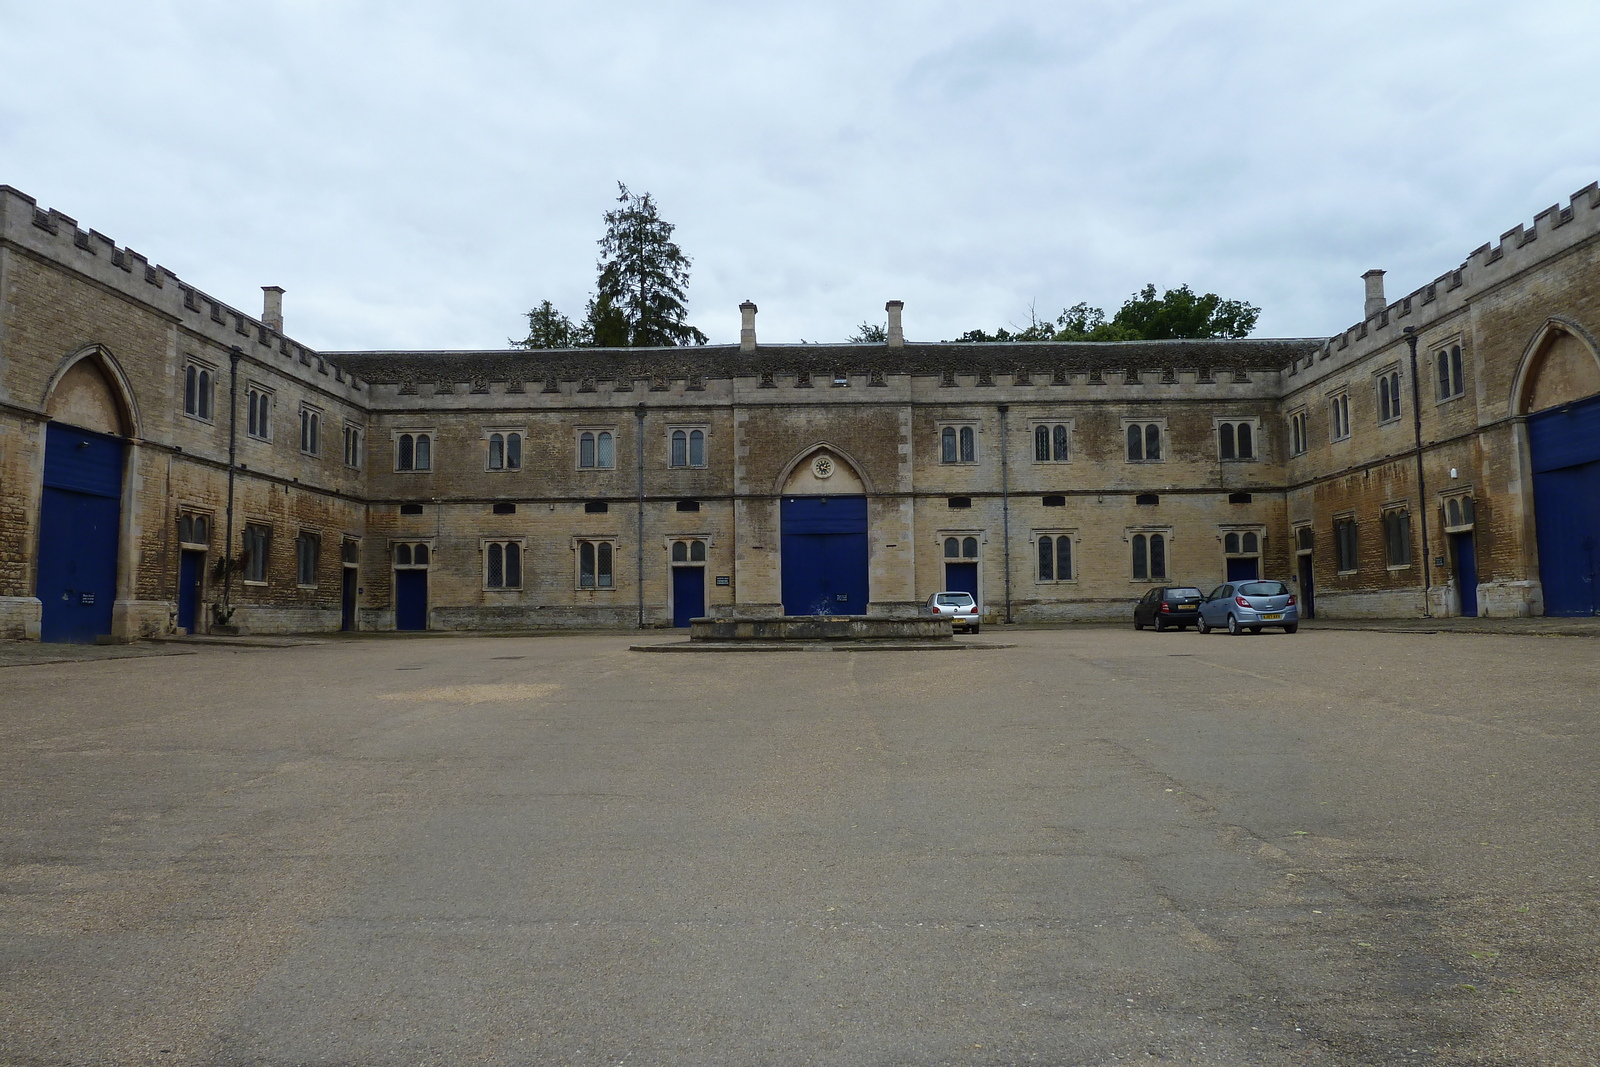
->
[1226,557,1260,582]
[395,569,428,630]
[38,424,123,643]
[672,567,706,627]
[780,496,869,615]
[178,549,204,633]
[1529,395,1600,616]
[944,561,978,599]
[1452,533,1479,617]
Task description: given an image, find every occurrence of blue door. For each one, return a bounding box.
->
[1226,557,1260,581]
[780,496,869,615]
[1529,395,1600,616]
[395,569,428,630]
[944,561,978,599]
[38,424,123,643]
[1452,533,1479,617]
[672,567,706,627]
[178,549,204,633]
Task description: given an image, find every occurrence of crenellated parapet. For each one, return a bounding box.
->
[0,185,366,401]
[1292,181,1600,389]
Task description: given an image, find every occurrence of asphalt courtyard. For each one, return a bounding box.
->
[1,628,1597,1067]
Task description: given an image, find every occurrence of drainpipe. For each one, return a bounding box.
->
[998,403,1013,624]
[1403,327,1433,616]
[221,345,242,621]
[636,402,646,629]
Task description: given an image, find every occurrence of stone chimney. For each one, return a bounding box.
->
[885,300,905,347]
[1362,270,1386,320]
[262,286,285,333]
[739,300,758,352]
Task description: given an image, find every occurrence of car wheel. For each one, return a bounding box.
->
[1134,618,1143,630]
[1227,614,1241,635]
[1284,623,1298,634]
[1154,616,1167,632]
[971,623,980,634]
[1198,616,1212,634]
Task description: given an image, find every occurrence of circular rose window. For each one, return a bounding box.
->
[811,455,835,479]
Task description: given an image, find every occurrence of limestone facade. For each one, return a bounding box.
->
[2,181,1598,638]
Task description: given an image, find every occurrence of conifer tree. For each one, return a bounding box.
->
[593,183,707,347]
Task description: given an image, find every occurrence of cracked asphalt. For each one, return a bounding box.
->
[1,627,1596,1066]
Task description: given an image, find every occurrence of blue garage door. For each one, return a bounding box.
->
[38,424,124,643]
[1529,395,1600,616]
[781,496,869,616]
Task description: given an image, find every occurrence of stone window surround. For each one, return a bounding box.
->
[296,529,321,588]
[576,426,618,470]
[1028,418,1074,463]
[483,427,526,472]
[480,538,525,591]
[1374,363,1404,425]
[666,424,710,469]
[246,382,273,441]
[182,357,217,423]
[1287,407,1310,457]
[343,423,363,469]
[1382,502,1413,570]
[391,539,435,568]
[392,429,436,472]
[1121,418,1168,463]
[176,508,213,550]
[1031,528,1078,583]
[241,521,272,586]
[299,404,322,457]
[1213,416,1261,460]
[1332,511,1359,574]
[1126,525,1173,582]
[1433,336,1468,402]
[936,421,980,465]
[574,536,618,590]
[1219,524,1264,560]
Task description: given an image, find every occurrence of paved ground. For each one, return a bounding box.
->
[1,628,1597,1066]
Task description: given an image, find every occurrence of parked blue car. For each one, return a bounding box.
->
[1197,580,1300,634]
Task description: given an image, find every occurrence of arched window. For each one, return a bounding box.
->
[580,432,595,468]
[1237,423,1253,459]
[197,369,212,420]
[1242,531,1258,554]
[1035,425,1050,461]
[1053,424,1069,461]
[394,543,411,566]
[672,541,688,562]
[1133,534,1148,579]
[962,537,978,558]
[488,433,505,470]
[1219,423,1236,460]
[597,431,615,468]
[1225,532,1241,554]
[944,537,959,558]
[1126,425,1143,461]
[671,430,687,467]
[487,542,504,587]
[941,426,957,463]
[580,541,595,587]
[1056,535,1072,580]
[596,542,613,587]
[1145,424,1161,460]
[414,543,430,565]
[1149,533,1166,578]
[959,426,975,463]
[415,434,431,471]
[1038,536,1054,581]
[398,434,414,471]
[184,364,197,415]
[1447,498,1461,527]
[689,429,705,466]
[690,540,706,562]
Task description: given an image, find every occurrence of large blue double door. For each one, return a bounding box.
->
[780,496,869,616]
[1529,394,1600,616]
[37,424,124,642]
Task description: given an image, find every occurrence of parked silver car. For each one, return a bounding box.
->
[926,591,981,633]
[1197,580,1300,634]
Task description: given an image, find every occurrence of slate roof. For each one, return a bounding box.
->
[328,338,1326,386]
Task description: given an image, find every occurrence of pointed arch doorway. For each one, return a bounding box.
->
[779,449,869,616]
[38,354,132,642]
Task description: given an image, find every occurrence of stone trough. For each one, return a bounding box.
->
[630,613,1015,653]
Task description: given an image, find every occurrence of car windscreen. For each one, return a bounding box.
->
[1167,588,1203,598]
[1237,581,1288,597]
[936,594,974,605]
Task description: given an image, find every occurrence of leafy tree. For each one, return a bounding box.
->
[512,300,578,349]
[594,183,707,347]
[848,322,887,343]
[514,182,706,349]
[951,286,1260,343]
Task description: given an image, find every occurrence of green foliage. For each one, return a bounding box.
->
[952,286,1260,343]
[848,322,887,343]
[514,182,707,349]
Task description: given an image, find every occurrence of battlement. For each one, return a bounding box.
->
[0,184,366,400]
[1311,181,1600,380]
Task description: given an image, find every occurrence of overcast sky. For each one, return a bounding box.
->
[4,1,1599,352]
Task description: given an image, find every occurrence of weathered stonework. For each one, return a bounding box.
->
[3,180,1599,639]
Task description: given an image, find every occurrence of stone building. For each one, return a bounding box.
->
[2,181,1597,640]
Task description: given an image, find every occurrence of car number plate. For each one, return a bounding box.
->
[1261,613,1283,621]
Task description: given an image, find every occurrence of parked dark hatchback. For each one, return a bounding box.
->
[1133,586,1206,631]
